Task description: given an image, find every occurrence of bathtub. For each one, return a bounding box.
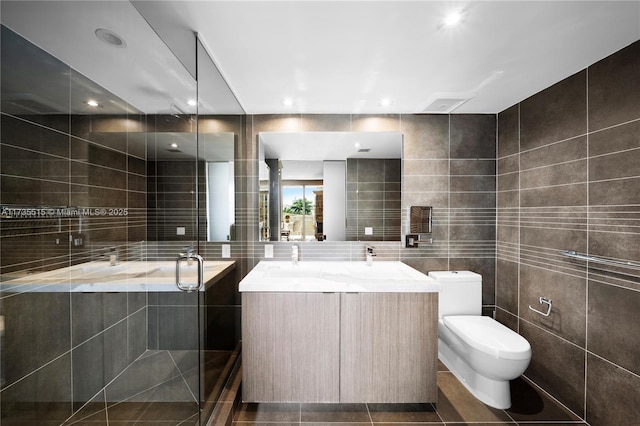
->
[1,260,236,293]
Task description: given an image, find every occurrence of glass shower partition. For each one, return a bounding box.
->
[0,2,206,424]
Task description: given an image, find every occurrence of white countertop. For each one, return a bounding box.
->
[239,261,440,293]
[1,260,236,293]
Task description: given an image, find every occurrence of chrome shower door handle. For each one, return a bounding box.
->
[176,254,204,292]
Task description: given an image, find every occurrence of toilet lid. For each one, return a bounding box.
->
[442,316,531,360]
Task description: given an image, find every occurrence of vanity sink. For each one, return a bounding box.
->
[240,261,440,293]
[2,260,236,293]
[240,260,439,404]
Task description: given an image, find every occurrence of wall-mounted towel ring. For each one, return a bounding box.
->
[529,297,552,317]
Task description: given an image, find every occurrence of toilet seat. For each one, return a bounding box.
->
[442,316,531,361]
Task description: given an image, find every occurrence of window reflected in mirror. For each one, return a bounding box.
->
[259,131,402,242]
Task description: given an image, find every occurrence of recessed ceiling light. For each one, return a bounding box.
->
[95,28,127,48]
[187,99,197,106]
[443,10,464,27]
[170,143,179,149]
[354,142,361,148]
[380,98,392,107]
[86,99,99,107]
[281,97,294,107]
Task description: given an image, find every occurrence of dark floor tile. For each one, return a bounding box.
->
[137,402,199,421]
[435,372,513,423]
[103,401,148,421]
[300,403,370,423]
[104,350,184,402]
[0,394,72,422]
[303,423,371,426]
[515,423,587,425]
[506,377,581,423]
[109,422,186,426]
[427,423,513,426]
[63,392,107,425]
[234,403,300,422]
[372,423,444,426]
[368,403,441,423]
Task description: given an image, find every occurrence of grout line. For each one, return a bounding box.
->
[584,65,590,419]
[520,374,586,424]
[365,402,373,425]
[517,102,521,333]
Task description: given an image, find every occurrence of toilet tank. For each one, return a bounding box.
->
[428,271,482,318]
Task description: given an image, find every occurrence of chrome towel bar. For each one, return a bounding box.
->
[560,250,640,270]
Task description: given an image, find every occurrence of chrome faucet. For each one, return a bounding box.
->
[365,245,376,266]
[181,245,195,265]
[105,247,118,266]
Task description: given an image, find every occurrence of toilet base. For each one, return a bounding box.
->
[438,337,512,409]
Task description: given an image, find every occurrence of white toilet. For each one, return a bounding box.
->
[428,271,531,409]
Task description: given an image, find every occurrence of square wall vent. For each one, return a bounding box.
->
[422,92,476,113]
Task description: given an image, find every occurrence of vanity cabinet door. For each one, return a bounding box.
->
[340,292,438,403]
[242,292,340,402]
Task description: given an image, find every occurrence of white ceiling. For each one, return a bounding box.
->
[2,1,640,115]
[142,0,640,114]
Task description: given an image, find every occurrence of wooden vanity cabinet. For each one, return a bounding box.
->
[242,291,438,403]
[242,292,340,402]
[340,292,438,402]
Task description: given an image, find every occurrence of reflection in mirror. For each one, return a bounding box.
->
[0,24,152,272]
[259,132,402,242]
[410,206,432,234]
[196,38,244,241]
[1,5,242,425]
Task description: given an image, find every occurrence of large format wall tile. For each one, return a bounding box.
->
[496,38,640,424]
[450,114,496,159]
[520,322,585,418]
[519,265,586,346]
[497,105,519,158]
[0,354,72,423]
[520,136,586,170]
[2,292,71,386]
[496,259,518,315]
[520,183,587,207]
[520,71,587,151]
[586,354,640,426]
[401,114,449,159]
[587,281,640,375]
[588,40,640,131]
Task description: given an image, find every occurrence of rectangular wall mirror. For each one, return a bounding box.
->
[258,131,402,242]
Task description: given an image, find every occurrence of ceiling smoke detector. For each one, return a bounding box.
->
[95,28,127,48]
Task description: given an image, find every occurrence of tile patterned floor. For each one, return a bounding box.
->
[0,350,233,425]
[232,363,587,426]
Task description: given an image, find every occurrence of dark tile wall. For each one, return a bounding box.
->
[496,39,640,425]
[226,113,496,305]
[0,26,148,421]
[346,158,401,241]
[147,266,239,351]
